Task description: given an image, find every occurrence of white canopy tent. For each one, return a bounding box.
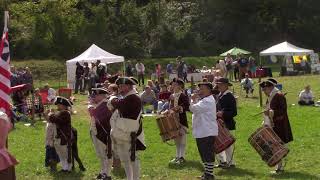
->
[260,41,314,56]
[257,41,315,107]
[66,44,124,88]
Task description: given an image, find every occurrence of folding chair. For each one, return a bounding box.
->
[58,88,72,99]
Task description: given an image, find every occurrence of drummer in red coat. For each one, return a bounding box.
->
[48,96,73,173]
[169,78,190,165]
[260,78,293,174]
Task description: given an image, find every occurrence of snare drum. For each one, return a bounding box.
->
[156,110,182,142]
[248,126,289,167]
[214,118,236,153]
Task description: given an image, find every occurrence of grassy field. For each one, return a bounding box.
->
[7,63,320,179]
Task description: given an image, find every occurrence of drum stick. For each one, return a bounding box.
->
[252,110,267,117]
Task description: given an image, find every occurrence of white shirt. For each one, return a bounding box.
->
[299,90,314,102]
[190,95,218,138]
[135,63,145,74]
[47,88,56,102]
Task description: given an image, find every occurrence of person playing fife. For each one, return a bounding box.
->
[88,86,113,180]
[190,82,218,180]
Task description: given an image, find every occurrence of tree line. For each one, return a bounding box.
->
[1,0,320,60]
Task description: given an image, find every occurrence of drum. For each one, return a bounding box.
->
[248,126,289,167]
[156,110,182,142]
[214,118,236,153]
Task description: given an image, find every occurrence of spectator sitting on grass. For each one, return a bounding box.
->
[240,73,254,98]
[141,86,158,113]
[157,84,172,113]
[298,85,314,106]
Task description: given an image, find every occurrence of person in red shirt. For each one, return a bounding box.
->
[157,84,172,113]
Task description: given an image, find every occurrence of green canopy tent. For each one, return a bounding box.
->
[220,47,251,56]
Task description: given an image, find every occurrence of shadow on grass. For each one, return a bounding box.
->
[49,170,84,180]
[270,171,320,179]
[216,167,256,177]
[112,167,126,179]
[168,160,203,172]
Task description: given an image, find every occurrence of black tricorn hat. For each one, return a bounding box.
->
[198,82,213,90]
[91,87,108,95]
[171,78,185,88]
[54,96,73,107]
[115,77,138,85]
[260,78,277,88]
[215,77,232,86]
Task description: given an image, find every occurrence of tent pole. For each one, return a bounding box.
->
[259,56,263,107]
[123,61,126,76]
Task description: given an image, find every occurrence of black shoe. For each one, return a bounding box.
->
[169,157,179,164]
[59,169,71,173]
[96,173,103,179]
[103,176,112,180]
[79,165,86,171]
[202,173,215,180]
[271,169,284,174]
[214,162,229,169]
[229,164,236,168]
[176,157,186,165]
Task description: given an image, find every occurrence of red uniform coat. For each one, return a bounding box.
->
[93,101,112,145]
[49,110,72,145]
[270,93,293,143]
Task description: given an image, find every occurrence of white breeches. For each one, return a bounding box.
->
[91,133,112,175]
[55,144,72,171]
[113,140,140,180]
[174,133,187,158]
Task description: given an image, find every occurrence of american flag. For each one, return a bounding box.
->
[0,11,11,117]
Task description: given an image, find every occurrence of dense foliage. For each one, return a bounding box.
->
[1,0,320,59]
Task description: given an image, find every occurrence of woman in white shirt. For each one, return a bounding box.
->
[190,82,218,180]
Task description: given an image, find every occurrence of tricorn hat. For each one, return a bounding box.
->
[215,77,232,86]
[198,82,213,90]
[115,77,138,85]
[54,96,73,107]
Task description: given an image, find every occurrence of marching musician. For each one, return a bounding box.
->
[108,77,146,180]
[169,79,190,165]
[47,96,73,172]
[260,78,293,174]
[88,86,113,180]
[214,78,237,168]
[190,82,218,180]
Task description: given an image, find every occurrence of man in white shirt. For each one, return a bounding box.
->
[135,61,145,86]
[190,82,218,180]
[298,85,315,105]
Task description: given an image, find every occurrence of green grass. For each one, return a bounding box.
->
[8,74,320,180]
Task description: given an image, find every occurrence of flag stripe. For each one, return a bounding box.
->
[0,90,10,102]
[0,14,11,118]
[0,74,10,88]
[0,81,10,94]
[0,65,11,79]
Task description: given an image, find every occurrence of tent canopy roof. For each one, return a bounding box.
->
[260,41,314,56]
[220,47,251,56]
[67,44,124,64]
